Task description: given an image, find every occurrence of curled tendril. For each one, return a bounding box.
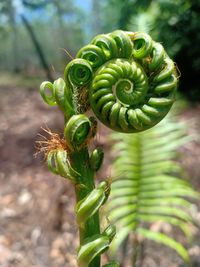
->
[40,78,74,119]
[40,81,56,106]
[62,30,178,133]
[64,59,93,87]
[64,114,92,151]
[132,32,153,59]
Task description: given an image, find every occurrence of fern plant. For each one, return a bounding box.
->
[108,111,199,265]
[38,30,179,267]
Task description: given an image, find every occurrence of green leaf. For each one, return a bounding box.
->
[136,228,189,262]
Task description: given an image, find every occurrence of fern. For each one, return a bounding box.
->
[107,111,199,263]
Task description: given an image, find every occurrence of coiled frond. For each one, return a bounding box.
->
[62,30,178,133]
[41,30,178,133]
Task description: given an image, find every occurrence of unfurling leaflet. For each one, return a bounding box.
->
[39,30,178,267]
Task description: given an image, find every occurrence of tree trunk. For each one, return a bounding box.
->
[8,0,20,73]
[21,14,53,81]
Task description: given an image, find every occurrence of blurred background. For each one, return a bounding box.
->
[0,0,200,267]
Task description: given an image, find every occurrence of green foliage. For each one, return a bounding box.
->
[108,112,199,262]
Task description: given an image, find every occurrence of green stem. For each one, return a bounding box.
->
[70,147,101,267]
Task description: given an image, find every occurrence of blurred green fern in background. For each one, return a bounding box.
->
[107,109,199,265]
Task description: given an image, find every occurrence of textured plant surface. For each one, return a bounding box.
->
[39,30,178,267]
[108,111,199,264]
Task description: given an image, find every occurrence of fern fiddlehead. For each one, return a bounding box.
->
[39,30,178,267]
[63,30,178,133]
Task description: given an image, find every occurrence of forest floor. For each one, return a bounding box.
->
[0,79,200,267]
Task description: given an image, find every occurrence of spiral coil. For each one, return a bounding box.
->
[63,30,178,133]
